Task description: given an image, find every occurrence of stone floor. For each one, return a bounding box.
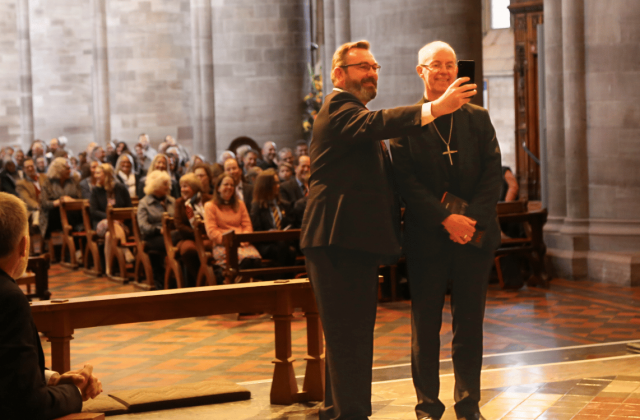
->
[30,265,640,419]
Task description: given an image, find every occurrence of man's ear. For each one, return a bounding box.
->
[18,235,28,258]
[332,67,344,87]
[416,65,425,80]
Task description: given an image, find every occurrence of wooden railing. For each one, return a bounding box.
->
[31,279,324,405]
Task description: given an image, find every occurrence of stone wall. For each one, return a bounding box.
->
[0,1,20,147]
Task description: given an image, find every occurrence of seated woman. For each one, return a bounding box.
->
[115,154,137,199]
[80,160,100,199]
[204,174,260,284]
[137,154,179,199]
[40,157,82,244]
[173,173,211,287]
[137,170,175,290]
[191,163,214,195]
[250,169,297,267]
[90,163,134,274]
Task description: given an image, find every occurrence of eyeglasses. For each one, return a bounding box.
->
[340,62,382,73]
[420,62,456,72]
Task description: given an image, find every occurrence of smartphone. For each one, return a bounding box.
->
[457,60,475,86]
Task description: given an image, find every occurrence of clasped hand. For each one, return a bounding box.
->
[48,364,103,401]
[431,78,477,118]
[442,214,476,245]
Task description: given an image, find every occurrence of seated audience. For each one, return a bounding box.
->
[210,162,224,180]
[258,141,278,170]
[137,170,175,290]
[115,154,137,199]
[500,166,519,202]
[186,154,204,174]
[245,166,262,185]
[45,138,60,163]
[80,160,100,199]
[14,148,25,171]
[279,155,310,228]
[242,149,259,175]
[250,169,296,267]
[0,192,102,420]
[173,173,211,287]
[0,157,21,196]
[16,158,44,233]
[277,161,294,182]
[69,156,81,179]
[40,157,82,241]
[278,147,294,166]
[36,156,47,173]
[90,163,134,273]
[107,141,131,167]
[223,158,253,208]
[30,140,45,160]
[165,135,190,164]
[192,162,214,195]
[204,174,260,284]
[166,146,184,178]
[137,153,179,199]
[138,133,157,160]
[235,145,252,171]
[217,150,235,165]
[295,139,308,158]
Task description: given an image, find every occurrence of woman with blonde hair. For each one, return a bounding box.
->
[204,173,260,284]
[115,153,137,198]
[137,170,175,289]
[90,163,133,273]
[136,153,179,199]
[40,157,81,241]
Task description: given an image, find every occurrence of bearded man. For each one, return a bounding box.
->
[300,40,476,420]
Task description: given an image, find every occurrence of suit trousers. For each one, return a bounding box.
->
[405,237,493,419]
[304,246,381,420]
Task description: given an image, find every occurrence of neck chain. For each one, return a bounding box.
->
[432,113,457,165]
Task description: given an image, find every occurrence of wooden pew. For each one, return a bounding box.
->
[495,200,549,288]
[81,201,103,277]
[130,207,155,290]
[193,218,217,286]
[17,255,51,301]
[105,206,136,284]
[222,229,306,283]
[31,280,324,405]
[162,213,184,288]
[59,199,87,269]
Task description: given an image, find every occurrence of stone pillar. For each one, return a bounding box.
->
[91,0,111,146]
[334,0,351,46]
[555,0,589,278]
[542,0,569,271]
[16,0,34,149]
[349,0,483,109]
[322,0,336,92]
[190,0,216,162]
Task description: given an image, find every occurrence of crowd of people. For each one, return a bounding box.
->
[0,134,311,290]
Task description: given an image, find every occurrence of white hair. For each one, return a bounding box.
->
[418,41,456,65]
[144,170,171,196]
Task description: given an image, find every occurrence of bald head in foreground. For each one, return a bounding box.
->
[0,192,103,419]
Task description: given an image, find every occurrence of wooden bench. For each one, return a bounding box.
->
[222,229,306,283]
[105,206,136,284]
[162,212,184,288]
[17,255,51,301]
[81,201,103,277]
[193,218,217,286]
[130,207,155,290]
[60,199,87,269]
[31,279,324,405]
[495,200,549,288]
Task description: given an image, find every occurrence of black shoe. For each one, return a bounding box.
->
[457,413,486,420]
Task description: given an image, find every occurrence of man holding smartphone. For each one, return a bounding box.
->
[390,41,503,420]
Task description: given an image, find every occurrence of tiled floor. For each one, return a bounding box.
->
[28,265,640,419]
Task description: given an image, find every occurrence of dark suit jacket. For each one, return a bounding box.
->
[89,183,133,228]
[241,182,253,210]
[280,178,307,229]
[390,100,503,253]
[0,268,82,419]
[300,90,422,258]
[250,199,293,232]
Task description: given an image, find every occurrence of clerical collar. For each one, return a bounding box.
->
[333,88,345,93]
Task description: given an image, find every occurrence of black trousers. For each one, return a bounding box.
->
[304,246,380,420]
[144,234,166,290]
[405,238,494,419]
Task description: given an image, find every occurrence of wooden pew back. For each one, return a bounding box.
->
[162,213,183,288]
[59,198,87,268]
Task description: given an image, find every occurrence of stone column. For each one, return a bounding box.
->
[334,0,351,46]
[190,0,216,162]
[542,0,567,248]
[91,0,111,146]
[322,0,336,92]
[556,0,589,277]
[16,0,34,149]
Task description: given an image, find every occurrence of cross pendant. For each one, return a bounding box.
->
[443,145,458,165]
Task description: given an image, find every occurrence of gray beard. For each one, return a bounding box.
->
[345,78,377,104]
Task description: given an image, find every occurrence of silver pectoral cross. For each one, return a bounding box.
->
[443,145,458,165]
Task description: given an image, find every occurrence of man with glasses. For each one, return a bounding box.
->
[301,40,476,420]
[390,41,502,420]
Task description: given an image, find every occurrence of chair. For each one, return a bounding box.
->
[81,201,103,276]
[105,206,137,283]
[59,199,87,269]
[193,218,217,286]
[130,207,155,290]
[495,200,550,288]
[162,213,184,289]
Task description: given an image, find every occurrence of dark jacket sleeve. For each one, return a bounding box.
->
[0,279,82,419]
[89,188,107,224]
[115,183,132,208]
[173,198,195,242]
[390,136,451,229]
[250,203,268,232]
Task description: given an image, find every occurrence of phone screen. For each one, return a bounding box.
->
[457,60,475,86]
